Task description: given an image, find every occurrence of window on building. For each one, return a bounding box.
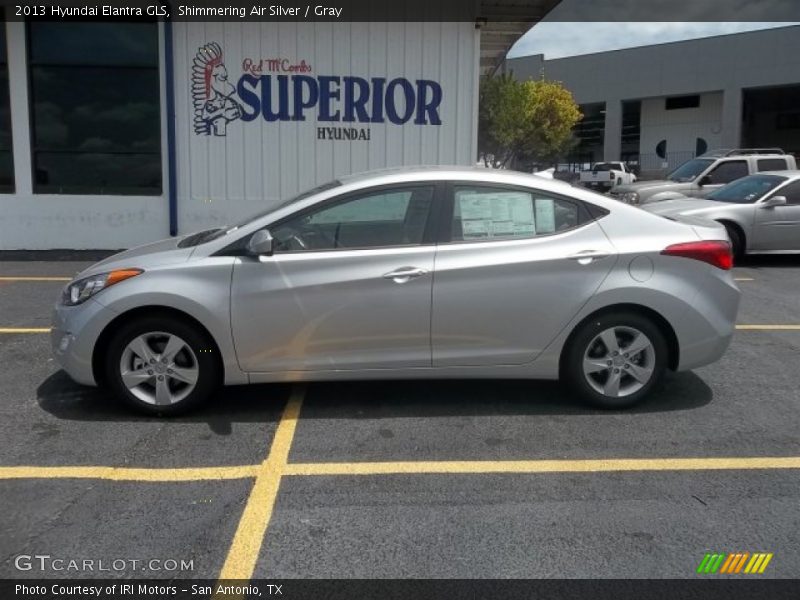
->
[450,186,581,242]
[665,95,700,110]
[0,11,14,193]
[27,22,161,195]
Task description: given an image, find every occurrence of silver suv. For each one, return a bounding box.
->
[611,148,797,205]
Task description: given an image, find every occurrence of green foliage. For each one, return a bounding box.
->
[478,73,582,168]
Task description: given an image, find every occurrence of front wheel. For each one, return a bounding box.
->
[562,312,667,409]
[722,223,745,261]
[104,316,221,416]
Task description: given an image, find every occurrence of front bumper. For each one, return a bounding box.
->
[51,298,116,386]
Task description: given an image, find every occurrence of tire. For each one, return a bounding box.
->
[721,223,745,261]
[561,312,668,409]
[104,316,221,416]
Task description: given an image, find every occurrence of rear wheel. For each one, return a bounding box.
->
[104,316,220,416]
[562,312,667,409]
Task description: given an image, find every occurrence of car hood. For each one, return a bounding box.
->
[75,237,194,279]
[613,179,692,196]
[642,198,724,216]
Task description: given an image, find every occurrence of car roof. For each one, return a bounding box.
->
[338,165,573,188]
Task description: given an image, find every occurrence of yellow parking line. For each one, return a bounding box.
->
[736,325,800,330]
[0,328,51,333]
[215,386,304,585]
[284,456,800,476]
[0,276,71,282]
[0,465,259,481]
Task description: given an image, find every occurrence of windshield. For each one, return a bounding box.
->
[708,174,787,204]
[232,179,342,229]
[667,158,714,182]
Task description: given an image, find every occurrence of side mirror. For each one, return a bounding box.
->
[698,175,712,186]
[246,229,274,256]
[761,195,787,208]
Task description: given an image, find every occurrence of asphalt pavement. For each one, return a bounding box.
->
[0,256,798,582]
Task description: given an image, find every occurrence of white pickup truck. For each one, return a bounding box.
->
[579,162,637,192]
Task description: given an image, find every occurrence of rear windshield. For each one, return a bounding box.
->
[708,174,786,204]
[590,163,618,171]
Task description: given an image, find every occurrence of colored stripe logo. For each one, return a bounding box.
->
[697,552,773,574]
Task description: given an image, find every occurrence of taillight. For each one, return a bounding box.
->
[609,172,614,180]
[661,240,733,270]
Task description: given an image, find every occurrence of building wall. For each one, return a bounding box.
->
[639,92,723,170]
[173,21,479,234]
[505,25,800,162]
[0,21,479,249]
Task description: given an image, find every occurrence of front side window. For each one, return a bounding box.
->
[704,160,748,185]
[708,175,786,204]
[272,186,434,252]
[28,23,161,195]
[772,180,800,205]
[450,186,580,242]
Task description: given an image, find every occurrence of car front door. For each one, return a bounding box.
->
[431,183,617,367]
[753,180,800,251]
[231,183,440,373]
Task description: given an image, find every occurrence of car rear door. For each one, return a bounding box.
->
[431,183,617,367]
[231,183,441,373]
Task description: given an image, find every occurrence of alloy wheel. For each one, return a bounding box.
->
[582,326,656,398]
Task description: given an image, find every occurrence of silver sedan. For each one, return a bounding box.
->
[642,171,800,258]
[52,167,740,415]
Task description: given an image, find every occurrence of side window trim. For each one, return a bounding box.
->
[269,181,445,255]
[438,181,595,245]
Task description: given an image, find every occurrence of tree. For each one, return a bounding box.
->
[478,73,582,169]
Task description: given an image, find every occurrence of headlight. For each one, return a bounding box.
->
[621,192,640,205]
[61,269,143,306]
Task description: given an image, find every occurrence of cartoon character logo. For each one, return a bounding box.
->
[191,42,242,136]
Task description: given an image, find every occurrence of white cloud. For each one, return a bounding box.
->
[508,22,800,59]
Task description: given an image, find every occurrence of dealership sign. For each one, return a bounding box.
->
[191,42,443,138]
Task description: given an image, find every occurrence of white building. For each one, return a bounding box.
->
[0,2,558,249]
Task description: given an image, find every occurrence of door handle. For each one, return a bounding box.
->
[382,266,428,283]
[567,250,610,265]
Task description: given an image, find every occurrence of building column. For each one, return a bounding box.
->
[5,21,33,195]
[721,87,742,149]
[603,98,622,160]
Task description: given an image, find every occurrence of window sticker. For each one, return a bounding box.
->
[456,191,535,240]
[534,198,556,234]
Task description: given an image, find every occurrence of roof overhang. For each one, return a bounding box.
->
[478,1,562,77]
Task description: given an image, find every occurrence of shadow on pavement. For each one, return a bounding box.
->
[737,254,800,269]
[37,370,712,426]
[36,371,289,434]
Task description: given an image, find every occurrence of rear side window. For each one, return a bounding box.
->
[450,186,581,242]
[705,160,748,185]
[756,158,788,171]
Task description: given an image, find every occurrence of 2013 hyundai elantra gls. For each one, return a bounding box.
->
[52,167,740,415]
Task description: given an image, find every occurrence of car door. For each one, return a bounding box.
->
[753,180,800,251]
[230,183,440,373]
[431,183,617,367]
[690,160,749,198]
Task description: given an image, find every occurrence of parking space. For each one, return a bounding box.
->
[1,257,799,581]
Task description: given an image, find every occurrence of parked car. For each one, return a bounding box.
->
[580,161,637,192]
[642,171,800,258]
[611,148,797,205]
[52,167,739,415]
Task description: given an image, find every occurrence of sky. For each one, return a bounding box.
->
[508,22,800,60]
